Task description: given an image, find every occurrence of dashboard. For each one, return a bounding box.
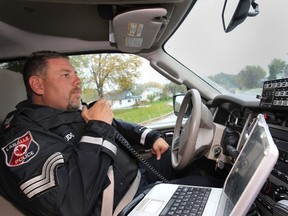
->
[149,78,288,215]
[209,78,288,216]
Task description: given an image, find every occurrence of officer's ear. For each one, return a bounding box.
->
[29,75,44,96]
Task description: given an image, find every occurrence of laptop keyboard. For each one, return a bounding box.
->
[159,186,211,216]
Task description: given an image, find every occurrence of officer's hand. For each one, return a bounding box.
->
[151,138,170,160]
[81,98,114,124]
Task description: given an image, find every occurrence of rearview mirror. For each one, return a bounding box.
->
[222,0,259,33]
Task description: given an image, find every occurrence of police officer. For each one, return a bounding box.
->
[0,51,171,216]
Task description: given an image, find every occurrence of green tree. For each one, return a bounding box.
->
[236,65,266,89]
[131,82,164,98]
[268,58,288,80]
[147,94,157,102]
[81,88,98,104]
[131,83,145,96]
[144,81,163,89]
[70,54,142,97]
[163,82,187,95]
[209,72,239,90]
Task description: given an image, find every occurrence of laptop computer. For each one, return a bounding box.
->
[128,114,279,216]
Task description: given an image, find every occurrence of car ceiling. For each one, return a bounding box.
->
[0,0,195,61]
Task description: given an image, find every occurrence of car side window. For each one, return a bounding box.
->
[70,53,187,126]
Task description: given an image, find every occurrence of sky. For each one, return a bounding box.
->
[164,0,288,77]
[139,58,169,84]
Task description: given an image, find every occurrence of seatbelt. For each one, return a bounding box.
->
[101,167,141,216]
[113,170,141,216]
[101,166,114,216]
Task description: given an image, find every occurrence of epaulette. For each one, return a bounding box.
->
[1,110,17,131]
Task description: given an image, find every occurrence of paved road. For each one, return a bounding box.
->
[142,113,177,127]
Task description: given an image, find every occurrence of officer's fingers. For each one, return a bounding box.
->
[157,146,169,160]
[155,150,161,160]
[98,98,106,103]
[152,147,161,160]
[92,99,111,112]
[82,105,87,111]
[97,98,111,107]
[161,144,169,153]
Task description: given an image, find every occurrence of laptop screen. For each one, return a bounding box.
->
[219,114,276,215]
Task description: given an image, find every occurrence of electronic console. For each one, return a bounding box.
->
[256,78,288,215]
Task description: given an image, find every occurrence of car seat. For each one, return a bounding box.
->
[0,69,26,215]
[0,69,27,123]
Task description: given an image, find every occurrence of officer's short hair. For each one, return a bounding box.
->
[22,51,69,99]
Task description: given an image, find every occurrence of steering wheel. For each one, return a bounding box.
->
[171,89,214,170]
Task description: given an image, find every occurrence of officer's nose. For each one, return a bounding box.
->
[73,74,81,87]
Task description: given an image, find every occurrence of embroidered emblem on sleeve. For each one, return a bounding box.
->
[2,131,40,167]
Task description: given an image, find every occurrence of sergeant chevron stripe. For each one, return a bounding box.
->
[20,152,64,199]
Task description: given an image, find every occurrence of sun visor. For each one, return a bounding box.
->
[111,8,168,53]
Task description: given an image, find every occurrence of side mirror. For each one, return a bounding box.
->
[222,0,259,33]
[173,94,192,118]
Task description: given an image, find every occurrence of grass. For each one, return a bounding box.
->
[113,100,173,124]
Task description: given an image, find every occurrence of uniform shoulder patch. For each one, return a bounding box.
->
[2,131,40,167]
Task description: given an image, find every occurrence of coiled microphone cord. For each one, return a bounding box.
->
[115,132,169,183]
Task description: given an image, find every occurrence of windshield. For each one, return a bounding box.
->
[165,0,288,96]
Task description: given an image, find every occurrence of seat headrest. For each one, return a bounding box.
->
[0,69,27,122]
